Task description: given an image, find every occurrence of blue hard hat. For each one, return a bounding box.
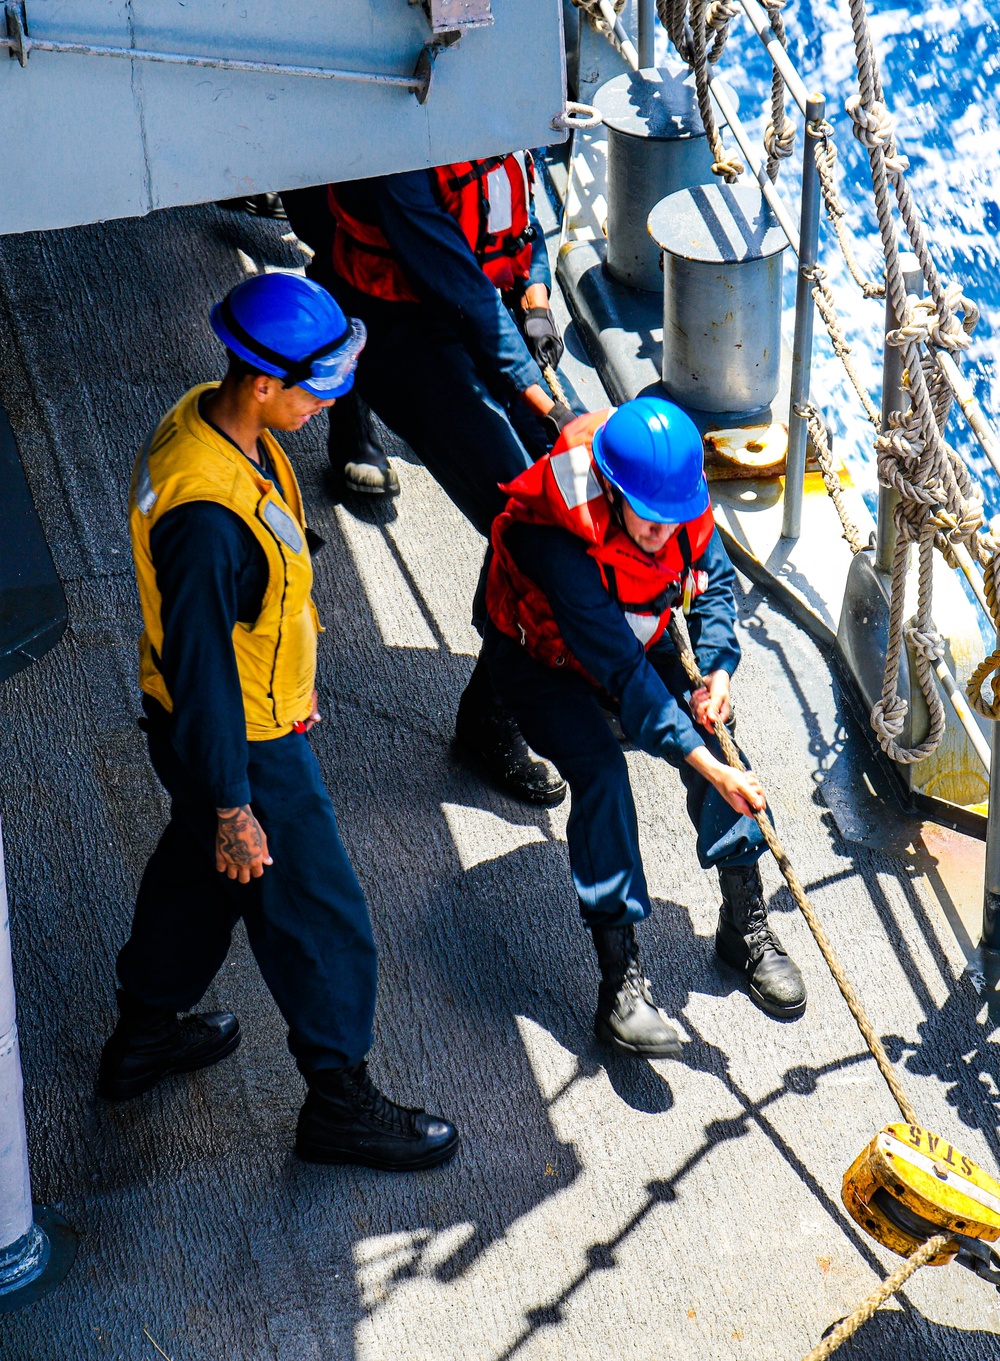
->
[591,397,708,523]
[210,272,366,398]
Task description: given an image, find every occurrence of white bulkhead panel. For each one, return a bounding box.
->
[0,0,567,234]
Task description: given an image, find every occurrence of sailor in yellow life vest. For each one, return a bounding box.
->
[99,272,457,1172]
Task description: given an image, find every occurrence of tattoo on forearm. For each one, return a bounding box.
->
[216,805,264,867]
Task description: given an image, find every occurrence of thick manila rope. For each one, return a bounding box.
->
[799,1234,951,1361]
[666,614,961,1359]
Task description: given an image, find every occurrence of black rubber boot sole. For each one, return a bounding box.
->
[594,1013,682,1059]
[343,471,400,498]
[715,937,806,1020]
[98,1026,242,1101]
[295,1129,460,1171]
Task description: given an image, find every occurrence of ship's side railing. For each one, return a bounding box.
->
[582,0,1000,951]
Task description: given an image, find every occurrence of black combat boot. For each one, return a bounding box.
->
[591,923,682,1058]
[97,990,241,1100]
[455,655,566,807]
[328,389,399,498]
[716,865,806,1018]
[295,1061,459,1170]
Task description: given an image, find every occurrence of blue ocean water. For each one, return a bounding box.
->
[662,2,1000,514]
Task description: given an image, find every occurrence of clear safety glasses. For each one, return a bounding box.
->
[298,317,368,392]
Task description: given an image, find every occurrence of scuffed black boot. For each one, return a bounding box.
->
[97,990,241,1100]
[455,656,566,807]
[591,924,682,1058]
[295,1061,459,1170]
[716,865,806,1019]
[328,389,399,498]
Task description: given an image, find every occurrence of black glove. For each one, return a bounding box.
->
[522,306,565,370]
[540,400,575,445]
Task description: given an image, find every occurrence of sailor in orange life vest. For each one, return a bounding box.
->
[101,273,458,1171]
[484,398,807,1055]
[285,153,570,809]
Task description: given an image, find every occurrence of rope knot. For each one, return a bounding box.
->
[764,120,795,162]
[905,626,945,663]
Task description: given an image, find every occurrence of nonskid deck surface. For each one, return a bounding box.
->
[0,205,998,1361]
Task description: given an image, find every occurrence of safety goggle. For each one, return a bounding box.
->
[290,317,367,393]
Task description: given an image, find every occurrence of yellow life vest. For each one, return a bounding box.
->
[129,384,319,742]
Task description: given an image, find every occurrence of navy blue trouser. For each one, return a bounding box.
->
[323,279,548,626]
[326,280,547,538]
[485,626,767,928]
[117,721,378,1074]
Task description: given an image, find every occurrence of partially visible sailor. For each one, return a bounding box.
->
[100,272,458,1172]
[484,397,807,1056]
[285,152,571,808]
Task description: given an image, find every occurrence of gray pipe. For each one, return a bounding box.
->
[636,0,655,69]
[781,93,824,541]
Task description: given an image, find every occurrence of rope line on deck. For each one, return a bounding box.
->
[666,613,918,1126]
[665,611,956,1358]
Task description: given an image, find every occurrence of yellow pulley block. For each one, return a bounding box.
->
[843,1123,1000,1285]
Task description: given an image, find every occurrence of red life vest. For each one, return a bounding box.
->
[487,410,715,684]
[328,152,536,302]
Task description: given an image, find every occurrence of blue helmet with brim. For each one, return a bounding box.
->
[210,273,366,399]
[591,397,709,524]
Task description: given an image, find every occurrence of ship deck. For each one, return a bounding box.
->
[1,200,999,1360]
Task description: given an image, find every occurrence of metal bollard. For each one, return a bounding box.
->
[781,93,825,541]
[595,63,738,292]
[648,183,787,414]
[0,813,75,1312]
[874,252,925,572]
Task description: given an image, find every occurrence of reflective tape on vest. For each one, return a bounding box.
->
[550,444,602,510]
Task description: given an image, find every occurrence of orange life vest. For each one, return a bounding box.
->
[487,410,715,683]
[328,153,536,302]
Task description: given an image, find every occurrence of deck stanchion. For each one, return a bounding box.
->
[875,253,924,573]
[0,814,75,1312]
[637,0,655,69]
[782,93,825,541]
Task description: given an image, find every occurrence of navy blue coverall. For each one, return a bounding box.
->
[117,422,378,1074]
[317,169,553,541]
[484,522,767,927]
